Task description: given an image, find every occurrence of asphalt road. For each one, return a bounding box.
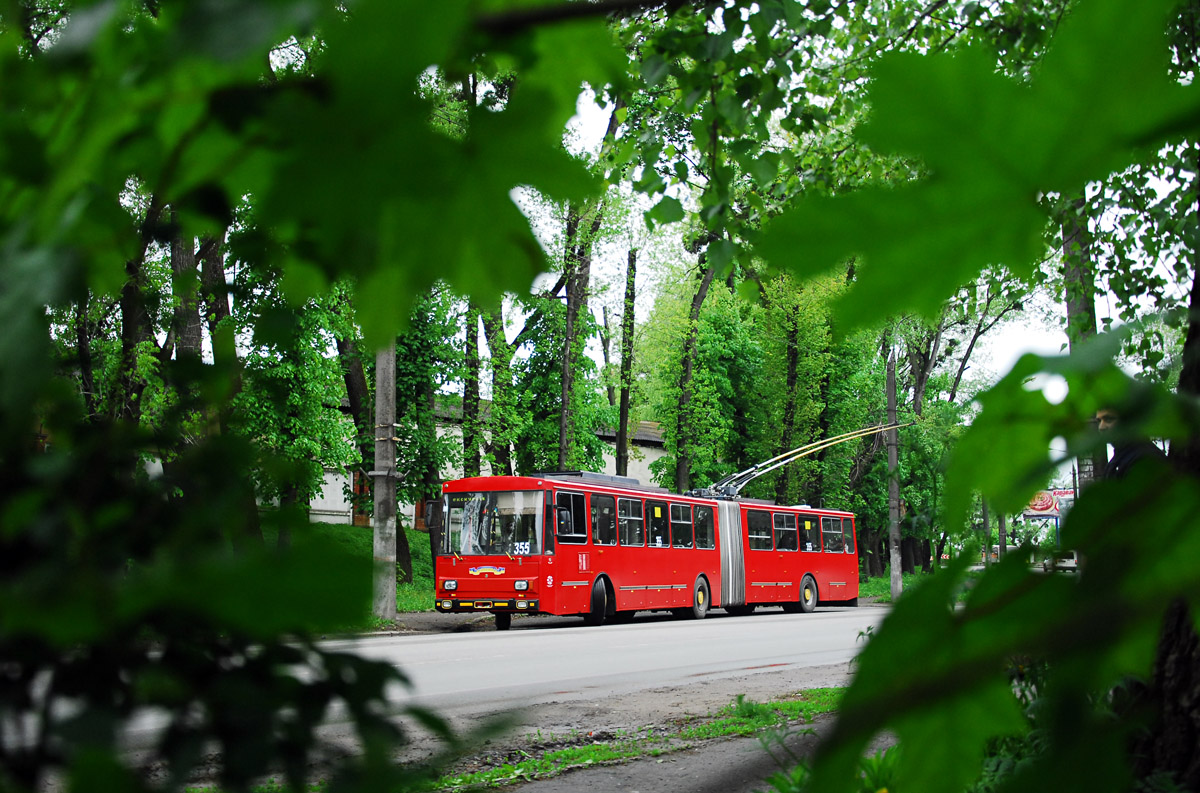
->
[322,606,885,721]
[122,605,887,789]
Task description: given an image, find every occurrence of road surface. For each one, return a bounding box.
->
[126,605,888,787]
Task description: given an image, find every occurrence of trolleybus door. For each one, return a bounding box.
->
[554,490,590,615]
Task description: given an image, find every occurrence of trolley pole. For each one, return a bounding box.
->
[372,340,397,621]
[886,349,902,601]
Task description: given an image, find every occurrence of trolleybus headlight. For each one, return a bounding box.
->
[443,580,458,591]
[514,580,529,591]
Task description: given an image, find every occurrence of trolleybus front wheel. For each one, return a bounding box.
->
[494,612,512,631]
[584,579,607,626]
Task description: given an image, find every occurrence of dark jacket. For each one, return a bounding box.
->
[1104,440,1168,479]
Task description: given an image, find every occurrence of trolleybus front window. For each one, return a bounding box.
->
[442,491,543,556]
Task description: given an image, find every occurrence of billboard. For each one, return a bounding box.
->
[1024,489,1075,518]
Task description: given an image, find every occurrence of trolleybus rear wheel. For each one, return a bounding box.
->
[798,575,818,613]
[494,612,512,631]
[584,579,607,626]
[691,578,710,619]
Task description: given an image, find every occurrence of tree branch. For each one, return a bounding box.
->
[476,0,692,37]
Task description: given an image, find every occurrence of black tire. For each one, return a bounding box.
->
[799,575,818,613]
[584,579,607,626]
[725,604,756,617]
[691,578,710,619]
[494,612,512,631]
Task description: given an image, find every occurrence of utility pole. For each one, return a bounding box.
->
[886,348,902,601]
[372,340,397,621]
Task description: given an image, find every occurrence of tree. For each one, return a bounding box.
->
[754,1,1200,791]
[1,3,625,790]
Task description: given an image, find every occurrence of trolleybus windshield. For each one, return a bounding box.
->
[442,490,544,556]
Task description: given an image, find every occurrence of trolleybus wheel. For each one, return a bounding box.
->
[494,612,512,631]
[798,575,818,613]
[691,578,710,619]
[584,579,607,626]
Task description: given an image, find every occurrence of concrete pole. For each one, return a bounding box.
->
[887,348,902,601]
[372,340,397,621]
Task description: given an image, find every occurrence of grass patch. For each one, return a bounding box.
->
[302,521,435,626]
[432,688,845,791]
[858,572,926,604]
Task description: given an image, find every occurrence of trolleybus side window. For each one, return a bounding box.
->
[747,509,773,550]
[822,516,844,552]
[670,504,693,548]
[773,513,798,551]
[842,516,855,553]
[694,506,715,550]
[647,500,669,547]
[591,494,617,546]
[618,498,644,546]
[800,514,820,552]
[556,491,588,544]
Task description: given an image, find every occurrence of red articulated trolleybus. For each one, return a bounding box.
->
[426,425,901,630]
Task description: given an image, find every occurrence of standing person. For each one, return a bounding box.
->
[1096,408,1168,479]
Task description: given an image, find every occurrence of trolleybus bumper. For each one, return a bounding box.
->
[435,599,539,614]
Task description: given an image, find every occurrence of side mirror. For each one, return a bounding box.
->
[424,499,443,530]
[555,505,573,537]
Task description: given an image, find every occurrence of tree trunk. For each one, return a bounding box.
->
[615,248,637,477]
[558,201,601,470]
[1061,194,1107,485]
[483,306,515,477]
[118,255,151,422]
[675,252,719,493]
[170,227,203,362]
[1131,141,1200,787]
[601,305,616,408]
[336,334,372,475]
[908,322,942,417]
[774,306,800,503]
[463,304,481,478]
[899,536,917,575]
[75,295,97,420]
[196,230,263,548]
[998,511,1007,557]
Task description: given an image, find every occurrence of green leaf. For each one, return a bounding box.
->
[758,0,1200,333]
[646,195,685,227]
